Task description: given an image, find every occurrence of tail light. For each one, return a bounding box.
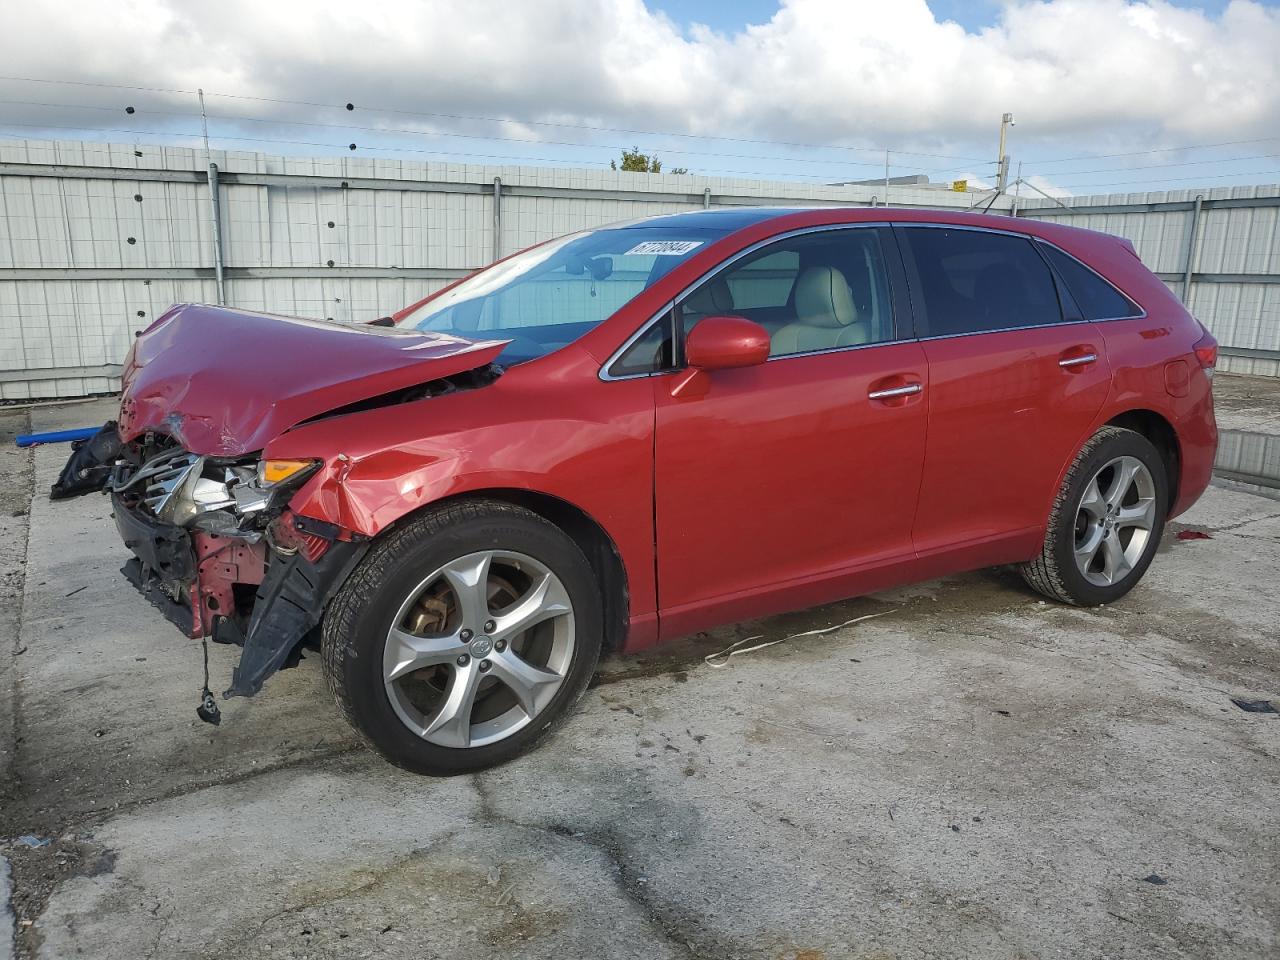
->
[1193,329,1218,379]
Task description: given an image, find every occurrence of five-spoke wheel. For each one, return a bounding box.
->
[322,500,602,775]
[383,550,575,748]
[1072,455,1157,587]
[1021,426,1168,605]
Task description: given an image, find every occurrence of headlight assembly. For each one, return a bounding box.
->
[258,459,321,487]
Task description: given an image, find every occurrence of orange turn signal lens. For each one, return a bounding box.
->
[257,459,319,486]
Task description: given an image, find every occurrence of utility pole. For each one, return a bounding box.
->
[198,88,211,161]
[883,149,890,207]
[198,87,226,305]
[996,112,1015,192]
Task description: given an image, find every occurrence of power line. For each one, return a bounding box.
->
[1027,152,1280,180]
[35,96,1276,177]
[1032,137,1280,166]
[0,74,992,163]
[1038,168,1280,190]
[0,122,897,181]
[0,98,971,172]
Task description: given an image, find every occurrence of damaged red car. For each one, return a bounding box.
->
[58,207,1218,774]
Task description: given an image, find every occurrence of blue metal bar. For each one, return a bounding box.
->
[15,427,100,448]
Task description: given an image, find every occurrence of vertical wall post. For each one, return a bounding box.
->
[206,161,226,305]
[1181,194,1204,305]
[492,176,502,264]
[703,187,711,209]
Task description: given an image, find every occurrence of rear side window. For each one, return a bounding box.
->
[1039,243,1141,320]
[899,228,1063,337]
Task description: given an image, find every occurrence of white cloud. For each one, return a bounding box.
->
[1020,174,1075,199]
[1,0,1277,160]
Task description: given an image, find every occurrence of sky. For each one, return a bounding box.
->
[1,0,1279,197]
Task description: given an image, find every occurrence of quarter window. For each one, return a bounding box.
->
[900,228,1064,337]
[1039,243,1141,320]
[611,310,675,376]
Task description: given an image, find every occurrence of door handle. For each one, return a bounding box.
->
[1058,352,1098,368]
[868,383,923,400]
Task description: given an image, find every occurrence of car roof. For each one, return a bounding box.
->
[618,205,1126,256]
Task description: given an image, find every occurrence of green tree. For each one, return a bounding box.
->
[610,146,687,174]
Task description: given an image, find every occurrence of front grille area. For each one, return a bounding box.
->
[142,451,201,517]
[112,448,202,518]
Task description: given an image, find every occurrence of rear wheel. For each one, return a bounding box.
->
[322,500,602,775]
[1020,426,1168,606]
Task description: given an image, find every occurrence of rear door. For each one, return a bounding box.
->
[895,225,1112,562]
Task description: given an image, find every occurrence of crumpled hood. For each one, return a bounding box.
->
[117,303,507,456]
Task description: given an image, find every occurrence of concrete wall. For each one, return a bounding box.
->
[1,137,1277,398]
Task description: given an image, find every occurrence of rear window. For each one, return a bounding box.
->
[899,228,1063,337]
[1039,243,1141,321]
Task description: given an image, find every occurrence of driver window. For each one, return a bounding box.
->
[681,228,896,358]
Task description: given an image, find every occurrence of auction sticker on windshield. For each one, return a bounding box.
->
[623,240,704,256]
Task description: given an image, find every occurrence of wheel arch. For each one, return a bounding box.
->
[1102,408,1181,514]
[381,487,631,655]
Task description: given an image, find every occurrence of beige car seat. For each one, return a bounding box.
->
[770,266,870,355]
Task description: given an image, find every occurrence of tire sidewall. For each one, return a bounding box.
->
[1050,431,1168,605]
[329,508,602,775]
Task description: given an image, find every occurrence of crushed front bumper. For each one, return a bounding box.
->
[216,535,367,698]
[111,490,368,700]
[114,491,199,634]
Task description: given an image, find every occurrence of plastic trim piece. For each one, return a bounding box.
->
[220,539,370,699]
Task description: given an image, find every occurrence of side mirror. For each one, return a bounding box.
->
[685,315,771,371]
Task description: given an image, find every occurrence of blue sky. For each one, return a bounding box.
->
[654,0,1254,33]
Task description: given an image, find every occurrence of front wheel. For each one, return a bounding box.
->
[1020,426,1168,606]
[322,500,603,775]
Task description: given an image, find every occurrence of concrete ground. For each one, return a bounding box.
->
[1,377,1278,960]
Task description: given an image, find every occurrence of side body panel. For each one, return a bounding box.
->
[912,324,1113,563]
[266,347,662,646]
[652,342,929,640]
[1090,315,1217,518]
[1032,231,1218,520]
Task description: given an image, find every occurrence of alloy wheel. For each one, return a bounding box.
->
[1073,455,1157,587]
[383,550,575,748]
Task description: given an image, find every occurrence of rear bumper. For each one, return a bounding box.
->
[1170,379,1218,519]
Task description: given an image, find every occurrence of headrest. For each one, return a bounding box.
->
[794,266,857,328]
[684,278,734,316]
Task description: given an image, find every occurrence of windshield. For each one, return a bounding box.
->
[396,225,727,363]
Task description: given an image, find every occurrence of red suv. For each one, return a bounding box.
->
[62,207,1218,774]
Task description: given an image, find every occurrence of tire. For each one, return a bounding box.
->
[1020,426,1169,606]
[322,499,603,775]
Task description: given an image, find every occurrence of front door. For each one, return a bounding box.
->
[652,226,929,638]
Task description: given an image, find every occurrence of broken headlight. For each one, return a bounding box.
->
[239,459,322,518]
[120,450,321,534]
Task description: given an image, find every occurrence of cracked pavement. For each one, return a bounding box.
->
[2,378,1279,960]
